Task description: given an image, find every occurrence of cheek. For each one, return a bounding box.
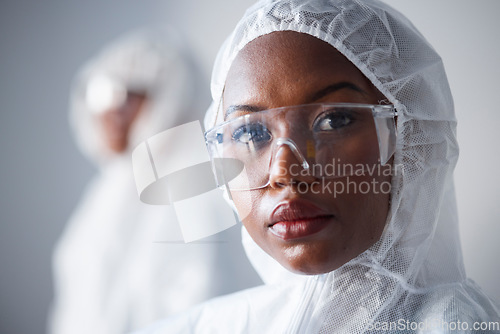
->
[315,168,391,262]
[337,173,391,244]
[230,190,257,223]
[348,132,381,164]
[230,189,275,252]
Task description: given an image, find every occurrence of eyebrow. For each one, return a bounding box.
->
[225,104,264,119]
[306,82,366,102]
[224,81,366,119]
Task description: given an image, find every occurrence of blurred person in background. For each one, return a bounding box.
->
[49,27,260,334]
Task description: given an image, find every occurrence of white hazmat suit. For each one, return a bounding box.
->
[136,1,500,333]
[50,28,261,334]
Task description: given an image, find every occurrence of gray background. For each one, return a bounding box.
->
[1,0,499,333]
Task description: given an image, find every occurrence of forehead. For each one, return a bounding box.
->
[235,31,353,72]
[223,31,375,108]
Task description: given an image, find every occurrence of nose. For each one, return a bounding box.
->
[268,138,315,189]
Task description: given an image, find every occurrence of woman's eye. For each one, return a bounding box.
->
[314,111,354,131]
[232,123,271,144]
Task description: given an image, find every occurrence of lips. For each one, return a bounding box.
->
[269,199,334,240]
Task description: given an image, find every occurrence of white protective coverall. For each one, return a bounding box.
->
[135,1,500,333]
[50,28,261,334]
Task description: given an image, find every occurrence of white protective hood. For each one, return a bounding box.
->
[138,1,500,333]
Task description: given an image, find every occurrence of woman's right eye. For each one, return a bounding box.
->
[313,109,356,132]
[232,123,272,145]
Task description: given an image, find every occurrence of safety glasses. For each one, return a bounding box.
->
[205,103,397,191]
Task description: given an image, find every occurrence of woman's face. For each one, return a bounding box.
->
[223,31,391,275]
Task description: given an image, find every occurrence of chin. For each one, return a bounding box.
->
[276,244,344,275]
[283,260,339,276]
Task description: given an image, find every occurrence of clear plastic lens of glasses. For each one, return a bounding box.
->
[373,114,397,164]
[206,104,396,191]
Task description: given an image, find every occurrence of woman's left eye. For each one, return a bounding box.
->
[314,111,354,131]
